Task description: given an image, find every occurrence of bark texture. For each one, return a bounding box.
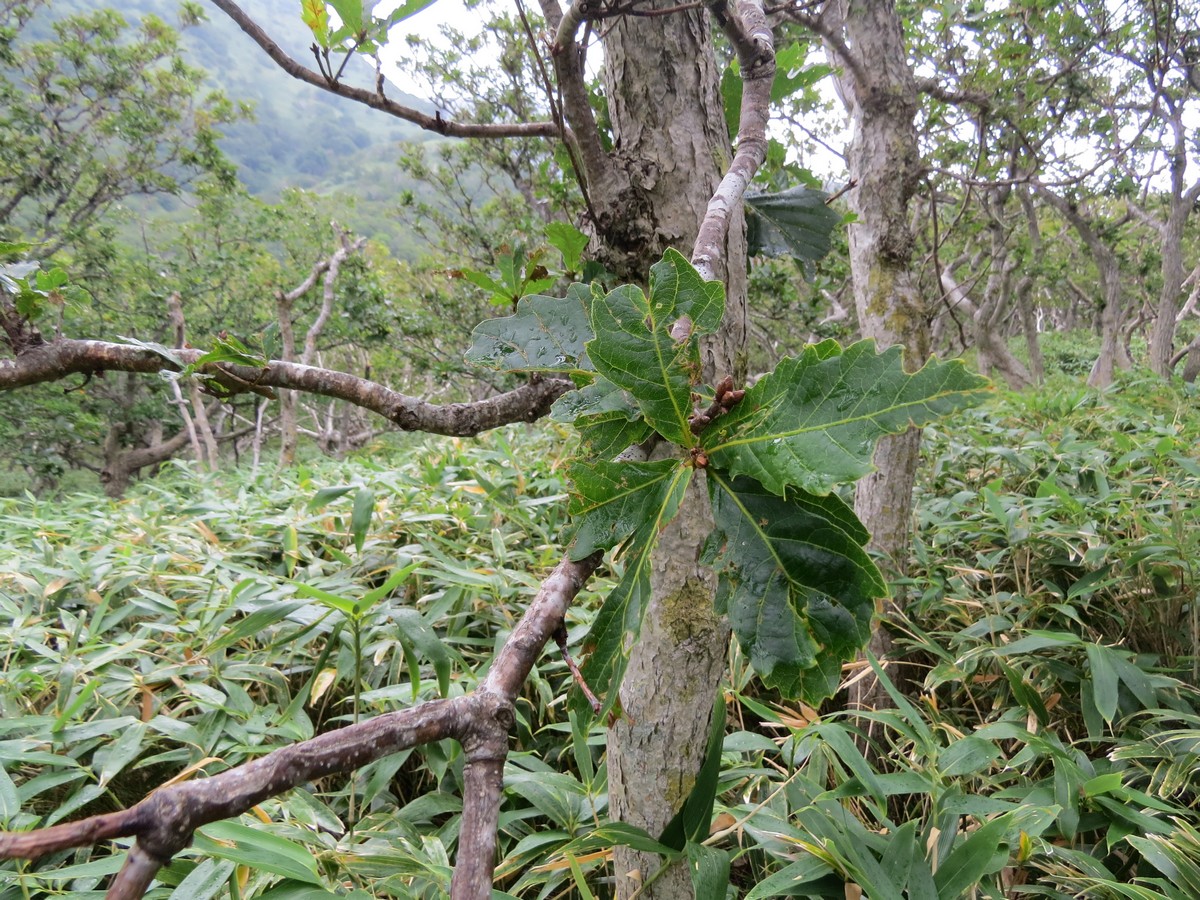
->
[824,0,927,716]
[598,3,748,895]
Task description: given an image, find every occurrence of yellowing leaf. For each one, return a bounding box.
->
[42,577,70,597]
[310,667,338,703]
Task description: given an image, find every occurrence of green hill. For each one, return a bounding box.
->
[45,0,449,257]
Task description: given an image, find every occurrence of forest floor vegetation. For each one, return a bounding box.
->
[0,348,1197,897]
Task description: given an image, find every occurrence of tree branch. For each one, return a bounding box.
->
[785,4,869,90]
[0,339,571,435]
[542,0,614,192]
[211,0,561,140]
[693,0,774,280]
[0,549,604,900]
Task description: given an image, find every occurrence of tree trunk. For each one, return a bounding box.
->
[598,3,746,895]
[1015,275,1044,383]
[1146,98,1200,379]
[276,288,299,466]
[823,0,927,718]
[1036,188,1128,388]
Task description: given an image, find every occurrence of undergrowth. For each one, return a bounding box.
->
[0,369,1198,897]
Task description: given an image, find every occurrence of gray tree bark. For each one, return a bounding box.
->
[1035,187,1129,388]
[598,3,748,896]
[820,0,927,718]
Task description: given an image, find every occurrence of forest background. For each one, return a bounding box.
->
[1,0,1199,897]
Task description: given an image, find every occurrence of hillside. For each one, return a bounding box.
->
[45,0,451,257]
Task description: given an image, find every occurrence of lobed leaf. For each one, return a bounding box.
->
[571,463,692,716]
[704,471,884,701]
[567,459,690,560]
[586,250,723,445]
[465,282,595,374]
[704,341,990,496]
[552,377,651,458]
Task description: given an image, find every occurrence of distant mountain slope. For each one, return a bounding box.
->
[48,0,448,257]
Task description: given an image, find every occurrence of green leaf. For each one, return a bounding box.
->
[350,486,374,553]
[386,0,439,26]
[551,376,637,423]
[704,341,990,496]
[685,843,730,900]
[193,334,268,370]
[393,608,454,696]
[0,240,36,258]
[587,282,695,444]
[168,859,237,900]
[575,466,691,715]
[195,821,321,884]
[552,822,681,860]
[744,856,836,898]
[505,770,588,830]
[14,287,44,319]
[660,692,725,850]
[306,485,356,509]
[258,885,374,900]
[567,459,689,559]
[879,821,919,898]
[647,247,726,334]
[577,415,655,460]
[1086,643,1120,723]
[721,63,742,141]
[771,46,832,103]
[96,723,147,787]
[552,377,651,459]
[465,283,594,374]
[565,853,597,900]
[746,187,841,272]
[53,679,101,731]
[294,582,358,617]
[326,0,363,33]
[812,722,888,807]
[207,600,308,653]
[940,735,1001,777]
[1129,833,1200,896]
[0,766,19,821]
[358,562,420,615]
[545,221,589,272]
[587,250,723,445]
[34,268,68,291]
[933,815,1012,898]
[704,471,884,701]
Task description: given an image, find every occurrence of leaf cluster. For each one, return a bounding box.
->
[469,249,989,713]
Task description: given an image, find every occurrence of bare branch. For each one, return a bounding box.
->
[693,0,774,280]
[784,4,869,90]
[211,0,561,140]
[0,339,571,435]
[303,228,365,365]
